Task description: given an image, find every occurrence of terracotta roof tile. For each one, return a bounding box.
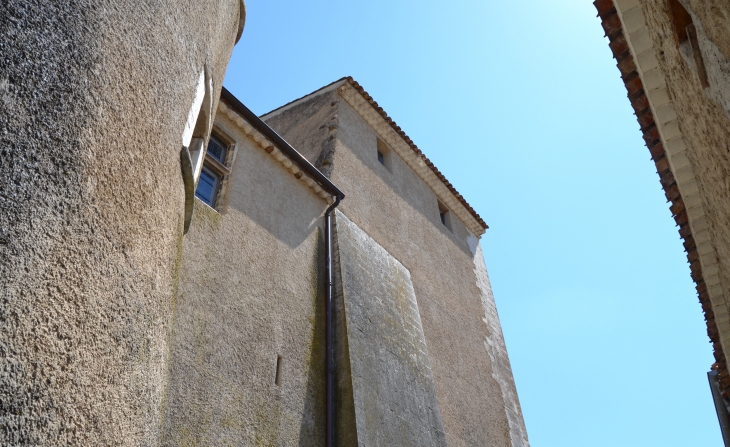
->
[593,0,729,397]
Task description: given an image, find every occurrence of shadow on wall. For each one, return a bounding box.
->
[223,141,327,249]
[298,228,327,445]
[231,199,323,250]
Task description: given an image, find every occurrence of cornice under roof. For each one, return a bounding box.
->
[594,0,730,397]
[219,87,344,203]
[339,77,488,236]
[260,77,489,236]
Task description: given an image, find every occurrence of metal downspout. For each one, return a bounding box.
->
[218,86,345,444]
[325,194,342,447]
[709,370,730,446]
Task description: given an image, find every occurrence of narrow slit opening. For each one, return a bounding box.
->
[275,355,283,386]
[437,200,453,232]
[376,138,392,172]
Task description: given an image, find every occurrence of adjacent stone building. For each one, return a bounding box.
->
[1,2,528,445]
[593,0,730,442]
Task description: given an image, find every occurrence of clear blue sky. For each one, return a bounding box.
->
[223,1,720,445]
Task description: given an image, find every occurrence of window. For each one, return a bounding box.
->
[195,166,221,207]
[194,132,232,209]
[437,200,453,232]
[207,134,228,164]
[376,138,392,172]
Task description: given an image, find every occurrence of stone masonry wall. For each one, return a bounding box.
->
[161,113,330,446]
[0,1,241,444]
[469,236,529,447]
[264,81,529,446]
[333,210,446,447]
[639,0,730,372]
[262,87,341,177]
[332,93,524,447]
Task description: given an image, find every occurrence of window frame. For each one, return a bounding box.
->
[195,164,222,208]
[194,128,235,211]
[207,134,229,165]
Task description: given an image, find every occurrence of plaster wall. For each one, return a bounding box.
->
[161,112,330,446]
[638,0,730,351]
[265,89,527,446]
[333,210,447,447]
[0,1,241,444]
[681,1,730,66]
[262,86,340,177]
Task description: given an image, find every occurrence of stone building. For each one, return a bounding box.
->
[163,79,529,446]
[593,0,730,442]
[1,1,528,445]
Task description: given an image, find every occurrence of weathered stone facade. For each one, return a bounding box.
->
[160,101,331,446]
[333,210,446,447]
[0,1,243,444]
[1,4,527,443]
[152,81,529,445]
[594,0,730,435]
[263,79,529,446]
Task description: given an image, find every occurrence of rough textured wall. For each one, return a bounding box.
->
[470,237,529,447]
[333,211,446,447]
[683,0,730,65]
[0,1,240,444]
[161,114,330,446]
[262,87,341,176]
[640,0,730,359]
[266,88,527,446]
[332,97,520,447]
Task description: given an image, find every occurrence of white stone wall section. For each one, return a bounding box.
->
[468,235,530,447]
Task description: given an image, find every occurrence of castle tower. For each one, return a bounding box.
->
[0,1,245,444]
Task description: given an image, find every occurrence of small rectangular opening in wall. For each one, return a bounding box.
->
[376,138,392,172]
[668,0,693,46]
[437,200,453,232]
[275,355,283,386]
[195,165,221,208]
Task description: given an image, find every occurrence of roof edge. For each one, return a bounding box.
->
[594,0,730,396]
[340,77,488,234]
[260,77,349,120]
[219,86,344,200]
